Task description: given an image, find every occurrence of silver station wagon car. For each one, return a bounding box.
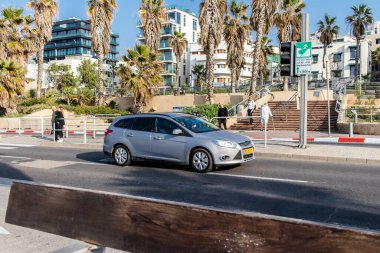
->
[103,113,255,172]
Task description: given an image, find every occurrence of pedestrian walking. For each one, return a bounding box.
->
[55,106,65,142]
[260,103,273,131]
[51,106,57,135]
[247,96,256,124]
[217,103,228,130]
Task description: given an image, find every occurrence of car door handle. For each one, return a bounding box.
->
[127,133,134,137]
[153,136,162,140]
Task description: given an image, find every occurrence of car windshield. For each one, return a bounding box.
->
[173,116,219,133]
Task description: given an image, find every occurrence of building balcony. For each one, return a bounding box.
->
[52,31,92,40]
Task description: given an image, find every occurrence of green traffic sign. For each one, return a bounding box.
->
[296,42,312,59]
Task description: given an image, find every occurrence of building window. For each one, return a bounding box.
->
[193,19,197,30]
[312,54,318,63]
[350,47,357,60]
[192,32,195,43]
[312,71,319,80]
[176,12,181,25]
[217,78,225,83]
[217,64,226,68]
[183,65,186,75]
[168,12,175,21]
[350,65,360,77]
[376,38,380,45]
[332,70,342,78]
[333,53,342,62]
[183,15,186,26]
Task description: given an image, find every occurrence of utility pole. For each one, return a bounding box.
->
[326,59,331,136]
[298,13,309,149]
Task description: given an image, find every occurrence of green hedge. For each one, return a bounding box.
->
[183,104,232,120]
[63,105,130,115]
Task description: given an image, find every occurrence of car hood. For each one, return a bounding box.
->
[197,130,251,144]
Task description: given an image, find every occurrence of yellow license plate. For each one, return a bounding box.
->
[243,148,254,155]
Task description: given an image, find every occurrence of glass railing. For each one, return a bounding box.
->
[159,55,173,61]
[53,31,91,39]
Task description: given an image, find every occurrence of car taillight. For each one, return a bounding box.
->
[105,129,113,136]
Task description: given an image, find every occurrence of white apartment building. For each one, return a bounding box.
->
[310,34,371,80]
[189,40,280,88]
[25,55,117,92]
[137,7,200,86]
[366,21,380,51]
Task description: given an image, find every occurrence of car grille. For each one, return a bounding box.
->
[234,151,242,160]
[239,141,251,148]
[244,153,254,160]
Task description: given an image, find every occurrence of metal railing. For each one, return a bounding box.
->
[210,116,270,147]
[343,106,380,123]
[0,115,117,144]
[228,88,275,116]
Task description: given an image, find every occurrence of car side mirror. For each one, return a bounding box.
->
[172,128,183,135]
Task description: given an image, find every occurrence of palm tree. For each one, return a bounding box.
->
[139,0,167,53]
[224,0,250,93]
[258,36,274,85]
[373,47,380,74]
[250,0,279,95]
[317,14,339,79]
[87,0,118,105]
[0,60,26,114]
[199,0,227,103]
[275,0,305,91]
[27,0,58,99]
[170,31,188,87]
[191,64,206,91]
[346,4,374,83]
[117,45,163,112]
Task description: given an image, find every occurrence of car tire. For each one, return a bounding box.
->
[113,145,131,166]
[190,148,214,173]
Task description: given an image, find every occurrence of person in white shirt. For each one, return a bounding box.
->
[247,96,256,125]
[260,103,273,131]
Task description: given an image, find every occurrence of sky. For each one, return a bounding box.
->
[1,0,380,56]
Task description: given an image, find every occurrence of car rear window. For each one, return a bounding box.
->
[114,118,135,129]
[132,117,155,132]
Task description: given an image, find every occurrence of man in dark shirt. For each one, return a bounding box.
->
[218,104,228,130]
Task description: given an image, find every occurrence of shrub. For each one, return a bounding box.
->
[183,104,232,120]
[64,105,130,116]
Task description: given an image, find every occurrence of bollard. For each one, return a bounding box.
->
[83,118,87,144]
[41,116,44,137]
[18,118,21,136]
[349,122,354,137]
[93,117,96,139]
[264,122,267,148]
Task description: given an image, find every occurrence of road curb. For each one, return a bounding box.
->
[255,152,380,165]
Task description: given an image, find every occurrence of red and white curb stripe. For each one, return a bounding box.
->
[0,130,105,135]
[250,137,380,144]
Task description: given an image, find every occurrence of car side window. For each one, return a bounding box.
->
[155,118,180,135]
[114,118,134,129]
[131,117,155,132]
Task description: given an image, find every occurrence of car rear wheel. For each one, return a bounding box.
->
[190,148,213,173]
[113,145,131,166]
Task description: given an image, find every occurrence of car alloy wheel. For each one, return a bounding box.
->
[113,145,131,166]
[191,148,213,173]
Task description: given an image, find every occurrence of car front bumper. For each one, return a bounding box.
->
[213,145,255,166]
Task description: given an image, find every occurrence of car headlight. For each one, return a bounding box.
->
[215,140,238,148]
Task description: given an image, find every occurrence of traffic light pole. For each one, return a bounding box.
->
[298,13,309,149]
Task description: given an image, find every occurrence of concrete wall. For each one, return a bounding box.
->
[271,90,333,102]
[115,93,247,112]
[338,122,380,135]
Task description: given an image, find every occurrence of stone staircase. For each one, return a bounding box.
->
[347,82,380,97]
[230,101,338,131]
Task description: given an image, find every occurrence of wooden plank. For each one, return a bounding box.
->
[5,182,380,253]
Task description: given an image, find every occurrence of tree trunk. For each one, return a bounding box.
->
[36,45,44,99]
[207,37,215,104]
[97,49,104,106]
[231,67,236,93]
[250,7,265,96]
[355,39,360,83]
[176,57,180,88]
[322,45,327,79]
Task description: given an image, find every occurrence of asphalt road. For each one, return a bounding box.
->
[1,144,380,233]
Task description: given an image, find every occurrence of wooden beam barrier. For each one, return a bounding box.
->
[6,182,380,253]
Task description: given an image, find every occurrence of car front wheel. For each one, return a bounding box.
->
[113,145,131,166]
[190,148,214,173]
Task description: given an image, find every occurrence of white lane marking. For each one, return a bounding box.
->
[0,226,10,235]
[0,143,36,147]
[209,172,310,184]
[0,147,17,150]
